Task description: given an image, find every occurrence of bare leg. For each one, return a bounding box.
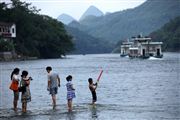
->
[68,99,72,112]
[13,100,17,111]
[24,103,27,112]
[92,100,96,107]
[22,103,26,113]
[52,95,56,109]
[13,91,19,111]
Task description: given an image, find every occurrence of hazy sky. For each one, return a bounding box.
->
[2,0,146,20]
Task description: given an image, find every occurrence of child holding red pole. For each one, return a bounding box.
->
[88,78,97,105]
[88,70,103,105]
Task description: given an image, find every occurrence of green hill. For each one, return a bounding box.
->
[150,16,180,52]
[114,16,180,52]
[0,0,73,58]
[65,25,113,54]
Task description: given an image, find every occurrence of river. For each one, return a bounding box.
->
[0,53,180,120]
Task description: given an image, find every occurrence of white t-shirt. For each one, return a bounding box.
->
[12,74,19,81]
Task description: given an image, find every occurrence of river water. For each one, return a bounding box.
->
[0,53,180,120]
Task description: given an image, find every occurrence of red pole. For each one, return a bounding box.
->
[97,70,103,82]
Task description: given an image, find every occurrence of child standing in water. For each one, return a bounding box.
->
[66,75,75,112]
[10,68,20,111]
[88,78,97,105]
[20,70,32,113]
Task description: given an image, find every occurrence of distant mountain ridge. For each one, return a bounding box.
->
[65,26,112,54]
[57,14,76,25]
[69,0,180,44]
[79,5,104,21]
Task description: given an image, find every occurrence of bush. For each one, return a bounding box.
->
[0,38,14,52]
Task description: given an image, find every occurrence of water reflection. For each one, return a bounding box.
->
[90,106,98,119]
[66,112,75,120]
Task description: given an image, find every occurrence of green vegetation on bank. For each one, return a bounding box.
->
[0,38,14,52]
[150,17,180,52]
[0,0,74,58]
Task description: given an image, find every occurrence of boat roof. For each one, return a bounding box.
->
[132,37,151,41]
[129,47,138,50]
[142,42,163,45]
[121,41,133,45]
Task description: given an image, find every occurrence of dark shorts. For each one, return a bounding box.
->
[13,91,19,101]
[92,91,97,102]
[50,87,58,95]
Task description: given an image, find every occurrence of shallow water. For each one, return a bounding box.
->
[0,53,180,120]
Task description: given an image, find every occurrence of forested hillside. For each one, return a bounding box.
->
[150,17,180,52]
[114,17,180,52]
[0,0,73,58]
[65,26,113,54]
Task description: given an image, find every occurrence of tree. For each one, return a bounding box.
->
[0,38,14,52]
[150,17,180,52]
[0,0,74,58]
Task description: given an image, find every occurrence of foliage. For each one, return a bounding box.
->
[0,0,73,58]
[150,17,180,52]
[0,38,14,52]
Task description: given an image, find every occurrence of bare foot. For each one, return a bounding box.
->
[14,108,17,112]
[22,110,26,113]
[68,109,72,112]
[53,105,56,110]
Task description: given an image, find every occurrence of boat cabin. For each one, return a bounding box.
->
[120,35,163,58]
